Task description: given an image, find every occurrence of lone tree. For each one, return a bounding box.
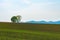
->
[11,15,21,23]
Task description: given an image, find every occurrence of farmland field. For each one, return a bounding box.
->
[0,22,60,40]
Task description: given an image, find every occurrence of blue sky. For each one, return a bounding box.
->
[0,0,60,22]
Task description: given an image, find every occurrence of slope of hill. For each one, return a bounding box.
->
[0,22,60,40]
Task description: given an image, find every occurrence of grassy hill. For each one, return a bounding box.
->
[0,22,60,40]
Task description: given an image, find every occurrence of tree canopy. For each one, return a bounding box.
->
[11,15,21,23]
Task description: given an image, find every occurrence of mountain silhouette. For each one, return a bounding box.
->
[26,20,60,24]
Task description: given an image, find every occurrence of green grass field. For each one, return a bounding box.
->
[0,22,60,40]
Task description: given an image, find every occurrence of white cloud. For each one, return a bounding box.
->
[21,0,32,5]
[0,0,60,22]
[19,2,60,21]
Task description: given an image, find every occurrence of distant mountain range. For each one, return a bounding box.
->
[26,20,60,24]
